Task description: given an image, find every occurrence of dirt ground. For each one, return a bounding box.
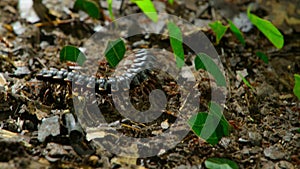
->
[0,0,299,168]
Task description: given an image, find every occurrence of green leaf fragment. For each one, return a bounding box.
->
[256,51,269,64]
[209,21,228,44]
[168,0,174,5]
[60,45,86,66]
[228,19,245,46]
[167,22,185,68]
[189,113,222,145]
[85,0,100,19]
[74,0,100,19]
[74,0,84,9]
[131,0,158,22]
[194,55,205,70]
[205,158,239,169]
[294,74,300,100]
[209,102,230,137]
[247,6,284,49]
[104,38,126,68]
[107,0,114,20]
[194,53,226,87]
[238,73,255,91]
[188,102,230,145]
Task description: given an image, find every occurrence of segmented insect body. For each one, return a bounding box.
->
[36,49,157,93]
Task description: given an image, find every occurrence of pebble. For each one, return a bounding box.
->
[262,161,275,169]
[13,66,31,77]
[161,120,169,129]
[11,21,26,35]
[263,145,286,160]
[275,161,294,169]
[37,116,60,142]
[18,0,40,23]
[241,147,250,155]
[220,137,231,148]
[238,137,249,143]
[248,131,262,146]
[88,155,100,166]
[232,12,253,32]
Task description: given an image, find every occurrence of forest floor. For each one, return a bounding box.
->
[0,0,299,168]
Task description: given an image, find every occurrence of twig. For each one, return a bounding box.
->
[34,18,74,27]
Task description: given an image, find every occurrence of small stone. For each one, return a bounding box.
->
[11,21,26,35]
[181,66,195,82]
[220,137,231,148]
[232,12,253,32]
[38,116,60,142]
[248,131,262,146]
[238,138,249,143]
[14,66,31,77]
[40,41,49,49]
[261,161,275,169]
[161,120,169,129]
[157,149,166,156]
[88,155,100,166]
[264,145,286,160]
[241,147,250,155]
[275,161,294,169]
